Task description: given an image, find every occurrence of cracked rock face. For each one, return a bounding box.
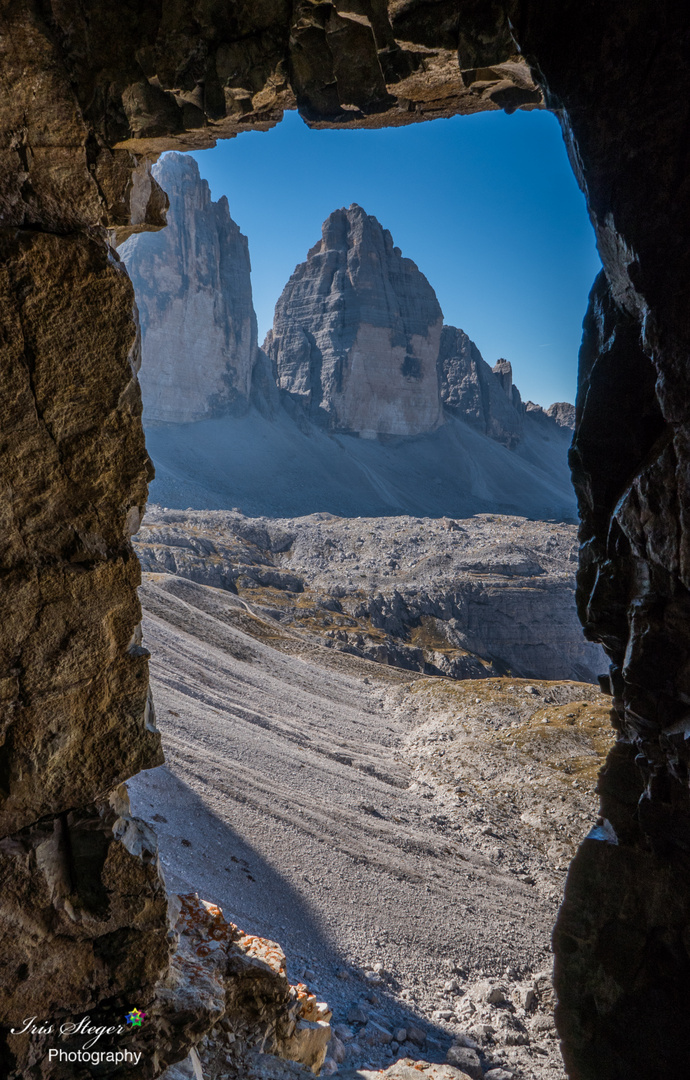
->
[265,204,551,447]
[0,788,170,1080]
[0,228,161,839]
[120,154,258,423]
[1,2,690,1079]
[265,203,445,437]
[157,894,331,1079]
[438,328,525,449]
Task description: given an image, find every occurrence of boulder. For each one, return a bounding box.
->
[446,1045,483,1079]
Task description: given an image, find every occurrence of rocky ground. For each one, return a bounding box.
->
[127,564,615,1080]
[134,508,605,684]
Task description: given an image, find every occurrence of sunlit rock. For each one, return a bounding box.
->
[265,203,445,437]
[120,154,258,424]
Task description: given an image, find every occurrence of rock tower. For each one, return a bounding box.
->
[120,154,258,423]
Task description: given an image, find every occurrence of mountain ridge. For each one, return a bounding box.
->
[119,158,577,520]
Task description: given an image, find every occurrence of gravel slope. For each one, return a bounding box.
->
[128,574,613,1079]
[144,406,576,522]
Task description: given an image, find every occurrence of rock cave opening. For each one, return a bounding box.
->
[1,4,689,1080]
[121,104,608,1080]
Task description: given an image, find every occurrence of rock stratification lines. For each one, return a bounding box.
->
[265,203,444,437]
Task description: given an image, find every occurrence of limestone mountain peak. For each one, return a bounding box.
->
[265,203,444,436]
[119,153,258,424]
[121,162,572,470]
[315,202,430,285]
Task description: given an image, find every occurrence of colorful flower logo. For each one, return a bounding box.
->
[125,1008,146,1028]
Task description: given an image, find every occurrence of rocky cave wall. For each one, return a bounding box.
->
[0,2,688,1078]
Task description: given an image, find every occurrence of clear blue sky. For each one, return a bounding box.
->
[190,108,600,408]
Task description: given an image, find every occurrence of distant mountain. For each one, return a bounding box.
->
[120,153,258,423]
[119,158,576,520]
[438,328,525,449]
[264,202,444,437]
[264,201,566,450]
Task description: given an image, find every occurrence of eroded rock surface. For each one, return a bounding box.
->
[265,203,444,437]
[0,788,169,1079]
[157,894,331,1078]
[0,229,160,837]
[120,154,259,423]
[0,220,171,1078]
[438,330,525,450]
[263,203,565,449]
[134,507,606,683]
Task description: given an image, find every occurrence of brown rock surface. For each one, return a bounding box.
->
[0,788,169,1078]
[157,894,330,1078]
[0,228,161,837]
[1,2,689,1079]
[0,213,169,1080]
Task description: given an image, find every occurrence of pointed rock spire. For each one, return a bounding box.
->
[119,153,258,423]
[264,203,444,437]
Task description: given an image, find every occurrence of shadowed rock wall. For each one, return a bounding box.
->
[0,217,169,1077]
[0,2,688,1078]
[510,8,690,1079]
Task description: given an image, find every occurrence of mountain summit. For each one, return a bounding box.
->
[120,153,258,423]
[121,157,577,520]
[264,202,559,450]
[264,203,444,437]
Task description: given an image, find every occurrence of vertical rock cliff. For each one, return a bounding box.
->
[264,203,559,450]
[120,154,258,424]
[438,326,525,448]
[264,203,445,437]
[123,179,561,459]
